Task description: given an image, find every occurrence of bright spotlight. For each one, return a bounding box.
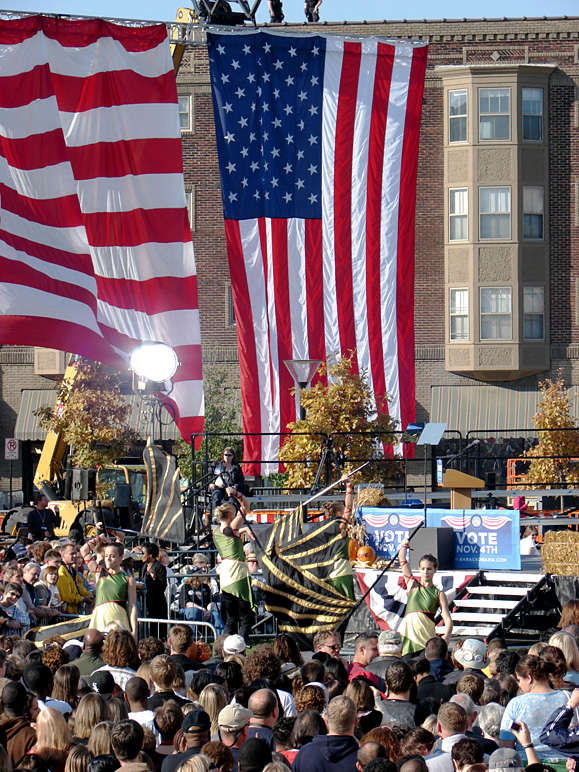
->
[129,341,179,383]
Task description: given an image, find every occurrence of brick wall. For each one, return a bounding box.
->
[0,348,55,497]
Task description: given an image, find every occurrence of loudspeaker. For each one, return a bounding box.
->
[71,468,97,501]
[113,483,132,509]
[408,527,454,570]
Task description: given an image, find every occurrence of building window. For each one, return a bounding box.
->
[480,187,511,240]
[185,188,196,233]
[178,95,192,131]
[227,284,236,326]
[479,88,510,141]
[523,186,544,240]
[450,288,469,341]
[524,286,544,340]
[449,90,467,143]
[480,287,512,340]
[449,189,468,241]
[522,88,543,141]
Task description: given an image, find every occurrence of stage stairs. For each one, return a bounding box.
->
[437,568,561,643]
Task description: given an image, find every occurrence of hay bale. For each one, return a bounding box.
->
[542,530,579,575]
[355,486,391,508]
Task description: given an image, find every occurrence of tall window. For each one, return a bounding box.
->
[449,189,468,241]
[449,90,467,143]
[450,289,469,341]
[522,88,543,141]
[178,95,192,131]
[480,187,511,240]
[523,186,544,240]
[480,287,512,340]
[524,287,544,340]
[479,88,510,141]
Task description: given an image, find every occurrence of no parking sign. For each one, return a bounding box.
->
[4,438,18,460]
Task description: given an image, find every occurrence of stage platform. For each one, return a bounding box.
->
[345,555,559,648]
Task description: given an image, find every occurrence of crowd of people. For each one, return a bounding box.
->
[0,597,578,772]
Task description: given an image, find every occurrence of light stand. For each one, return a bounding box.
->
[129,342,179,440]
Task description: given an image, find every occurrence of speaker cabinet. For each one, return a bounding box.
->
[71,468,97,501]
[408,527,454,570]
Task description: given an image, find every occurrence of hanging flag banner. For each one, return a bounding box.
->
[207,30,428,474]
[358,508,521,570]
[0,16,203,443]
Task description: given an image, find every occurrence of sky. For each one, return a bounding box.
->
[2,0,578,27]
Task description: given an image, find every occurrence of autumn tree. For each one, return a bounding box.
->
[177,363,242,482]
[520,370,579,488]
[35,358,139,469]
[278,355,399,489]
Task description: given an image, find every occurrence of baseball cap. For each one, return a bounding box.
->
[489,749,524,772]
[378,630,402,646]
[182,708,211,733]
[223,634,246,655]
[90,670,115,700]
[454,639,488,670]
[218,703,253,731]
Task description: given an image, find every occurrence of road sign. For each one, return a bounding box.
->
[5,438,19,460]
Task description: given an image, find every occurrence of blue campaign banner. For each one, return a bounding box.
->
[426,509,520,570]
[358,508,520,570]
[358,509,425,560]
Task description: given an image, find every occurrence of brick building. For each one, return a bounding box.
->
[1,15,579,498]
[177,15,579,460]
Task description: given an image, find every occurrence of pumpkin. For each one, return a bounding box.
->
[195,641,211,662]
[187,641,198,661]
[357,545,376,566]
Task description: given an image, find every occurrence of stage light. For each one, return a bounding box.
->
[129,342,179,383]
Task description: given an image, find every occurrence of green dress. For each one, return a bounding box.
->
[213,528,254,605]
[89,571,131,632]
[328,540,355,600]
[399,581,440,656]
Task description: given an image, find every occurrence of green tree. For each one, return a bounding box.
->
[520,371,579,488]
[177,364,242,482]
[278,355,400,489]
[35,358,139,469]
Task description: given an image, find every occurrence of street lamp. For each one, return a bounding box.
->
[284,359,322,420]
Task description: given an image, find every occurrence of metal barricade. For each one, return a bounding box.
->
[138,617,217,640]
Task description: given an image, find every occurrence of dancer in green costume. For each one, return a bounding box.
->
[82,539,138,639]
[213,496,255,641]
[325,480,356,600]
[397,538,452,657]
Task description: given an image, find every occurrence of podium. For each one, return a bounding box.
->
[441,469,485,509]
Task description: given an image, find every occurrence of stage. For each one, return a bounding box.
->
[344,556,556,648]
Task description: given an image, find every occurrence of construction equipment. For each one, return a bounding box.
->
[1,356,146,537]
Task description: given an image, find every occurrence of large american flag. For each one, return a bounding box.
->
[0,16,203,441]
[208,30,427,475]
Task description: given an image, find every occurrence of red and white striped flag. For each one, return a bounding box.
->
[0,16,203,441]
[208,31,427,475]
